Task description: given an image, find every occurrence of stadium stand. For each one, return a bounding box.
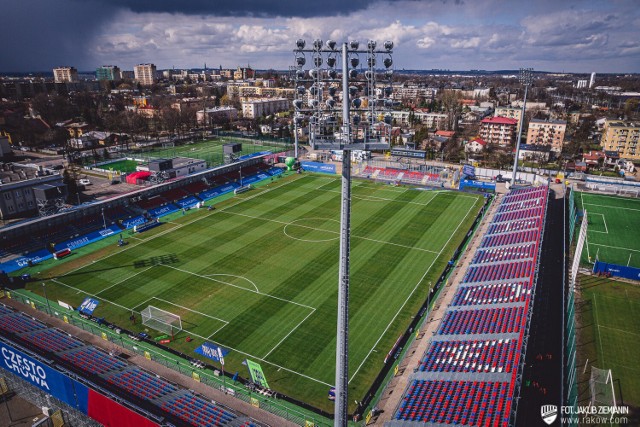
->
[0,312,46,334]
[452,281,531,306]
[0,302,258,426]
[395,380,511,425]
[107,368,178,400]
[419,339,518,373]
[21,328,84,353]
[160,391,243,427]
[135,196,168,211]
[159,188,191,202]
[59,346,127,375]
[182,181,210,194]
[391,186,548,427]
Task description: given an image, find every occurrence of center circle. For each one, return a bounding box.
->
[283,218,340,242]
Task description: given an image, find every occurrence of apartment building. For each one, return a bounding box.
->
[134,64,157,86]
[526,119,567,153]
[391,83,437,102]
[494,106,523,129]
[53,67,78,83]
[233,66,255,81]
[241,98,289,119]
[479,116,518,147]
[96,65,121,81]
[196,107,239,124]
[390,110,447,128]
[601,120,640,161]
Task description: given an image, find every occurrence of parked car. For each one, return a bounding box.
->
[79,179,91,185]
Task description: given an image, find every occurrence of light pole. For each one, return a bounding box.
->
[42,282,52,315]
[293,38,394,426]
[511,68,533,186]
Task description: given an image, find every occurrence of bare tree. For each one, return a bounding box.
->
[439,89,463,131]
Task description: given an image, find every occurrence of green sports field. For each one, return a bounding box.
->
[577,192,640,268]
[135,138,291,165]
[101,159,139,172]
[577,274,640,411]
[29,174,483,412]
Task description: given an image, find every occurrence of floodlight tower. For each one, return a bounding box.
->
[293,38,394,426]
[511,68,533,186]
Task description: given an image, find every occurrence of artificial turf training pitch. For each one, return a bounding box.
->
[577,192,640,268]
[32,174,484,412]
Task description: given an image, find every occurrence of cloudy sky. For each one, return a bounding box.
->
[2,0,639,73]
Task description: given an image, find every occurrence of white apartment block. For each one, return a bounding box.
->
[227,85,295,100]
[241,98,289,119]
[390,110,447,128]
[391,83,437,101]
[526,119,567,153]
[134,63,157,86]
[53,67,78,83]
[196,106,238,124]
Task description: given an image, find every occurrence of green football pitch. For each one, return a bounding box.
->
[577,192,640,268]
[577,274,640,410]
[30,174,483,412]
[100,159,139,172]
[135,138,290,165]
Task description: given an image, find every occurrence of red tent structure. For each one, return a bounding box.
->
[126,171,151,184]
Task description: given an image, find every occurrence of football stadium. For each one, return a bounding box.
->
[2,147,639,426]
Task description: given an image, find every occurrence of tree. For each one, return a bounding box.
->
[439,90,463,131]
[624,98,640,120]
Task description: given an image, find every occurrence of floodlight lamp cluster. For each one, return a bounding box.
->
[519,67,534,86]
[292,38,395,149]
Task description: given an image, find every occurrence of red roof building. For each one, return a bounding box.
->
[435,130,455,139]
[479,116,518,147]
[465,137,487,154]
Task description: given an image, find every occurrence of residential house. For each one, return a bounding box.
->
[465,137,486,154]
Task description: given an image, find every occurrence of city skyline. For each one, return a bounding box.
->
[1,0,639,74]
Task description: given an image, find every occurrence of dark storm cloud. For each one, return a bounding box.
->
[95,0,393,17]
[0,0,118,72]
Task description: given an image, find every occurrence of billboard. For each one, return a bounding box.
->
[300,161,336,174]
[390,148,427,159]
[87,389,160,427]
[194,342,229,362]
[593,260,640,281]
[78,297,99,315]
[0,341,89,412]
[459,180,495,192]
[462,164,476,178]
[245,359,270,389]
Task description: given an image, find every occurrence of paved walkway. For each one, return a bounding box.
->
[1,297,297,427]
[371,192,504,425]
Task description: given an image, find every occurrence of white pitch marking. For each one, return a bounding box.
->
[349,197,479,383]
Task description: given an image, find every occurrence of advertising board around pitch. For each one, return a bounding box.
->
[0,340,89,412]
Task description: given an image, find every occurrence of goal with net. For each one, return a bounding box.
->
[589,367,616,409]
[141,306,182,338]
